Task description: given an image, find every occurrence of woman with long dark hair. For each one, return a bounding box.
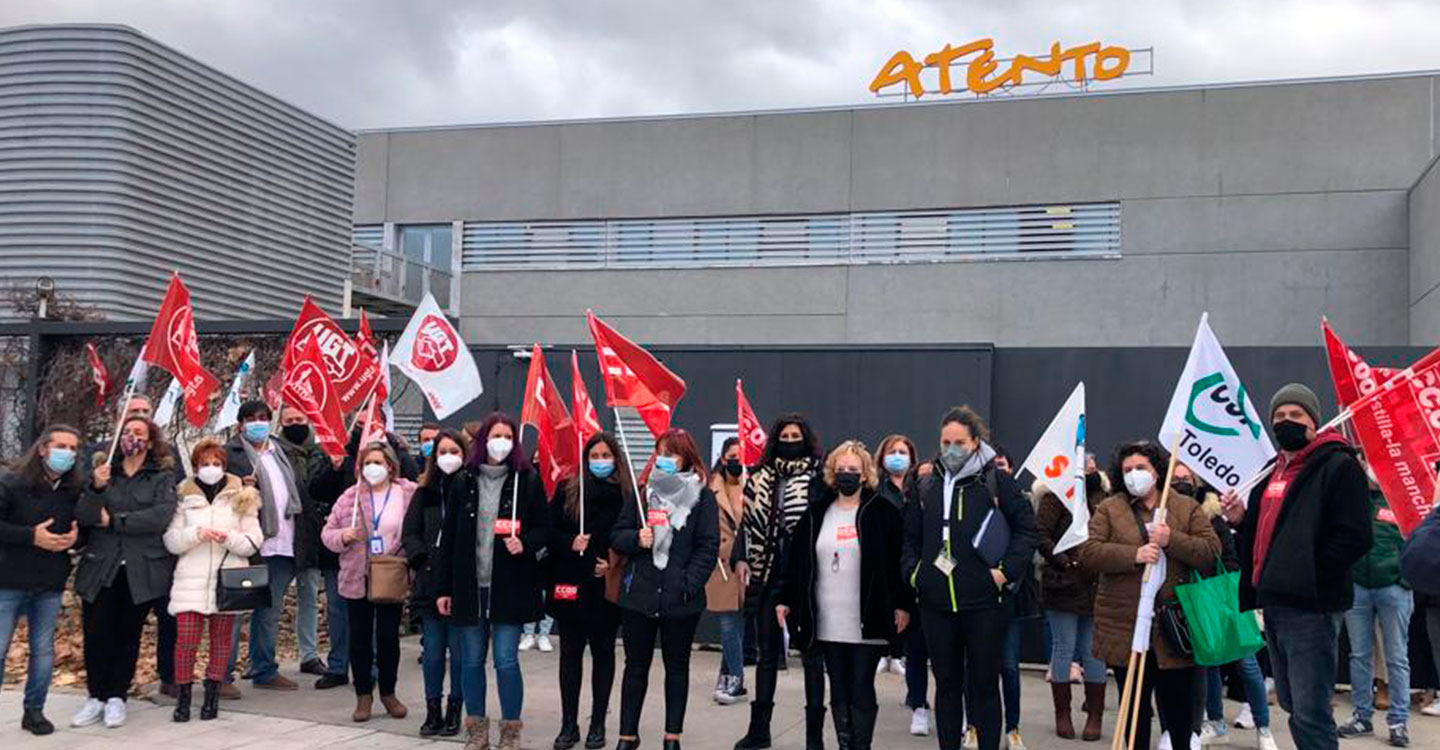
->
[707,437,750,706]
[735,413,827,750]
[548,431,632,750]
[612,429,720,750]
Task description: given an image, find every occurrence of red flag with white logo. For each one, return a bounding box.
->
[586,311,686,438]
[141,273,219,427]
[737,379,766,466]
[283,298,378,413]
[391,293,483,420]
[262,369,286,411]
[572,350,603,446]
[521,345,579,496]
[282,335,347,458]
[85,342,111,407]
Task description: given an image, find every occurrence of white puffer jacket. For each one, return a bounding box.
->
[164,474,264,616]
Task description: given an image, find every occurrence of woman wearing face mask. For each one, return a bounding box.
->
[900,406,1037,750]
[163,439,263,723]
[433,412,548,750]
[778,441,907,750]
[0,425,84,736]
[875,434,931,734]
[706,437,750,706]
[73,416,179,730]
[403,429,471,738]
[547,432,633,750]
[321,442,417,724]
[736,413,827,750]
[1078,441,1220,750]
[611,429,720,750]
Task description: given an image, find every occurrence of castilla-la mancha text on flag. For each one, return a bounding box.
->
[141,273,219,428]
[1020,382,1089,555]
[392,293,484,420]
[1159,313,1275,493]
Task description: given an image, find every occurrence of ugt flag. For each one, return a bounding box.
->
[282,335,347,458]
[1159,313,1275,493]
[392,293,483,420]
[141,273,219,427]
[1020,382,1089,554]
[737,379,766,466]
[284,298,378,413]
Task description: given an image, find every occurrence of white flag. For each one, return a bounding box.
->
[214,351,255,431]
[392,293,482,420]
[1020,382,1090,554]
[1131,552,1168,653]
[153,377,183,427]
[1159,313,1276,492]
[124,351,149,394]
[379,341,395,432]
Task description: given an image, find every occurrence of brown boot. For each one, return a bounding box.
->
[1376,679,1391,711]
[465,716,491,750]
[1082,682,1105,742]
[1052,682,1076,739]
[353,693,374,723]
[380,694,408,719]
[498,719,523,750]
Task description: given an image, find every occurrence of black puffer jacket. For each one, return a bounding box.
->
[0,470,82,592]
[433,466,549,626]
[402,471,463,613]
[74,456,179,604]
[612,478,719,619]
[547,476,625,625]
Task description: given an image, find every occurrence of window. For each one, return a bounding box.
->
[398,224,453,307]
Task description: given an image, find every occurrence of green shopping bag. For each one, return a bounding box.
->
[1174,557,1264,667]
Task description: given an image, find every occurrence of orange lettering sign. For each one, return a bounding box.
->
[870,39,1132,98]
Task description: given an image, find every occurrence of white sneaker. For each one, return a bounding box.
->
[1201,720,1229,745]
[519,633,536,651]
[71,698,105,727]
[891,658,907,677]
[1159,731,1174,750]
[103,698,126,728]
[1234,704,1256,730]
[1007,729,1027,750]
[1190,733,1202,750]
[1422,701,1440,717]
[876,656,891,675]
[1257,728,1278,750]
[964,725,979,750]
[537,634,554,653]
[910,707,931,736]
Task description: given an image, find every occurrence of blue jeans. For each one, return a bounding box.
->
[1044,610,1106,684]
[1206,655,1270,728]
[716,611,744,679]
[524,615,553,637]
[458,590,524,720]
[421,612,465,701]
[0,589,63,709]
[1267,605,1343,750]
[324,568,350,675]
[1345,585,1413,726]
[296,567,321,664]
[248,555,297,683]
[1002,618,1021,732]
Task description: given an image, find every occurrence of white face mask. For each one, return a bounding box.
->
[437,454,464,475]
[486,437,513,463]
[196,465,225,486]
[1124,468,1156,498]
[362,463,389,487]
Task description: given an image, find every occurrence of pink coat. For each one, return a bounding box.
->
[321,479,417,600]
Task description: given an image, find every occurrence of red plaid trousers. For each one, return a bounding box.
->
[174,611,237,684]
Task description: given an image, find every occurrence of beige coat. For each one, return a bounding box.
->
[164,474,264,616]
[706,476,746,613]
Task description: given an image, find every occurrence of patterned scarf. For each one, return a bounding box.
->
[742,456,819,586]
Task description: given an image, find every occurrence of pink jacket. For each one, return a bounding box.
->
[321,479,417,600]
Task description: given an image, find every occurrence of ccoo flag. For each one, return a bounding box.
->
[1020,382,1089,554]
[1159,313,1275,493]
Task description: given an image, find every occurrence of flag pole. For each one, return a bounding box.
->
[511,423,524,539]
[1111,653,1139,750]
[613,407,648,521]
[578,423,586,540]
[103,377,139,465]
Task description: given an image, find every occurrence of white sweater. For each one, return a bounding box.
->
[164,474,264,616]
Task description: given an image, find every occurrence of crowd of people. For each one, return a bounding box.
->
[3,382,1440,750]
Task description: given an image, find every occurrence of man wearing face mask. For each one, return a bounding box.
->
[274,407,339,684]
[1221,383,1372,750]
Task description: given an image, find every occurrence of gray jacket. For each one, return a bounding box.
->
[74,456,179,604]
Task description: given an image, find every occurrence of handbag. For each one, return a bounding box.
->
[352,486,411,605]
[1175,556,1265,666]
[1156,598,1194,657]
[215,550,270,612]
[604,549,626,605]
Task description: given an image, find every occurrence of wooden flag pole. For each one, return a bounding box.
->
[1111,652,1139,750]
[1126,653,1148,750]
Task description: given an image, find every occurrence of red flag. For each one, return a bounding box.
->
[140,273,219,427]
[1324,321,1436,535]
[571,350,603,446]
[737,379,767,466]
[282,335,347,458]
[521,345,579,496]
[354,309,388,407]
[284,298,378,413]
[358,390,386,451]
[262,369,286,411]
[85,343,111,407]
[586,311,686,438]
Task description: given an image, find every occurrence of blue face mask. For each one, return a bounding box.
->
[46,448,76,474]
[243,422,271,444]
[589,459,615,479]
[654,455,680,476]
[421,441,434,458]
[883,453,911,475]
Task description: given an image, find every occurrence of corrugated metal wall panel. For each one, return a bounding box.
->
[0,25,355,321]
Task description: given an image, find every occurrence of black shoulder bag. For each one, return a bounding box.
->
[1132,504,1193,657]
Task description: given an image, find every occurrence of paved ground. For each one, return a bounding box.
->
[3,638,1437,749]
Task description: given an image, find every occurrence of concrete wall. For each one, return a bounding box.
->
[1412,155,1440,345]
[358,74,1440,347]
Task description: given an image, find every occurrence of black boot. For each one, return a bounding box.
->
[849,707,878,750]
[200,680,221,721]
[442,695,463,737]
[832,705,854,750]
[172,683,193,723]
[616,739,641,750]
[805,707,827,750]
[419,698,443,737]
[734,701,774,749]
[553,720,580,750]
[584,714,607,749]
[664,739,681,750]
[21,708,54,736]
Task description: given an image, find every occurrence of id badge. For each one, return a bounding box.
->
[369,534,385,555]
[933,550,957,577]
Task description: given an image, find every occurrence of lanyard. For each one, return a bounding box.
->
[941,472,961,547]
[369,485,394,533]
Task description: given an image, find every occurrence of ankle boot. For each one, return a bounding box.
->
[850,706,879,750]
[554,719,580,750]
[442,695,463,737]
[465,716,491,750]
[734,701,774,749]
[1082,682,1106,742]
[380,693,408,719]
[585,714,607,749]
[172,683,193,723]
[1052,682,1076,739]
[806,706,827,750]
[832,705,854,750]
[498,719,523,750]
[420,698,444,737]
[353,693,374,723]
[200,680,221,721]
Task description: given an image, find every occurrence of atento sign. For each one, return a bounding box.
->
[870,38,1151,99]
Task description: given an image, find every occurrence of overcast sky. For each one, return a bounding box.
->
[4,0,1439,131]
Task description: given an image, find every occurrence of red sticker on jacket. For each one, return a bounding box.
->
[1263,481,1287,503]
[554,584,579,601]
[1376,507,1398,525]
[494,518,521,535]
[647,509,670,527]
[836,524,858,543]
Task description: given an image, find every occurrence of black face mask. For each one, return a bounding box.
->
[281,424,311,445]
[775,440,807,461]
[1273,420,1312,452]
[724,459,744,478]
[1085,473,1102,494]
[834,471,863,496]
[1172,481,1195,498]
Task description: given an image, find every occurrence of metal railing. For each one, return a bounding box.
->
[351,228,453,308]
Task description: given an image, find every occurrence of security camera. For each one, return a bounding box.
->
[35,276,56,296]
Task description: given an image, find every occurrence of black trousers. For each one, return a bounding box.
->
[149,597,176,687]
[822,641,886,746]
[82,573,153,701]
[619,610,700,736]
[1113,653,1195,750]
[557,610,621,727]
[754,586,827,714]
[923,606,1010,750]
[346,597,402,696]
